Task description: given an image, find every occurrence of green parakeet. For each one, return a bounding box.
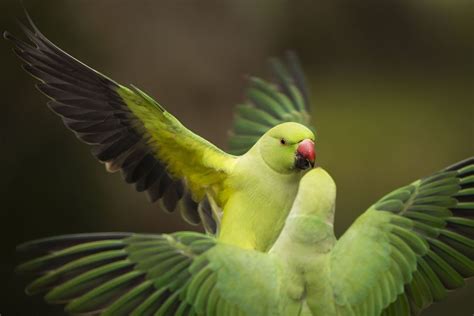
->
[7,12,473,316]
[16,158,474,315]
[4,14,316,252]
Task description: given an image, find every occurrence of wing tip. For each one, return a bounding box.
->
[16,232,132,254]
[444,157,474,172]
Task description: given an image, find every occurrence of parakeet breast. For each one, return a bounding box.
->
[217,154,304,251]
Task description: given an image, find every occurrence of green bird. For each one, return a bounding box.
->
[4,14,316,252]
[15,159,473,315]
[8,13,474,316]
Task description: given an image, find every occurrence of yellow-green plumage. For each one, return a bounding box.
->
[117,85,234,203]
[5,14,316,251]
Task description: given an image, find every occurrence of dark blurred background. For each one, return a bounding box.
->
[1,0,473,315]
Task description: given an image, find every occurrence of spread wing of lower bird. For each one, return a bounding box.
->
[329,157,474,315]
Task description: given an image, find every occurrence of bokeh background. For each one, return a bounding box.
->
[1,0,473,315]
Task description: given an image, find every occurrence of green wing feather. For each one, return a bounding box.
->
[17,232,289,316]
[329,157,474,316]
[17,232,213,315]
[227,52,314,155]
[4,14,235,232]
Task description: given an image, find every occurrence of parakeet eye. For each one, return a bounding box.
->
[280,138,286,145]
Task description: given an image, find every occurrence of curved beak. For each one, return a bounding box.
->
[294,139,315,170]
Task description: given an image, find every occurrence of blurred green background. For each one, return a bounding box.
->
[1,0,473,315]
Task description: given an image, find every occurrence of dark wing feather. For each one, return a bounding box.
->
[5,13,223,233]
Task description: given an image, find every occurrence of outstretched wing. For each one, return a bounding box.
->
[329,157,474,316]
[17,232,287,316]
[227,52,315,155]
[17,232,215,315]
[4,14,235,231]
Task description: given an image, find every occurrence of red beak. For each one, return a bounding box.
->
[297,139,315,164]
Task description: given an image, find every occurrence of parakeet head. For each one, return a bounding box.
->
[293,167,336,216]
[258,122,316,173]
